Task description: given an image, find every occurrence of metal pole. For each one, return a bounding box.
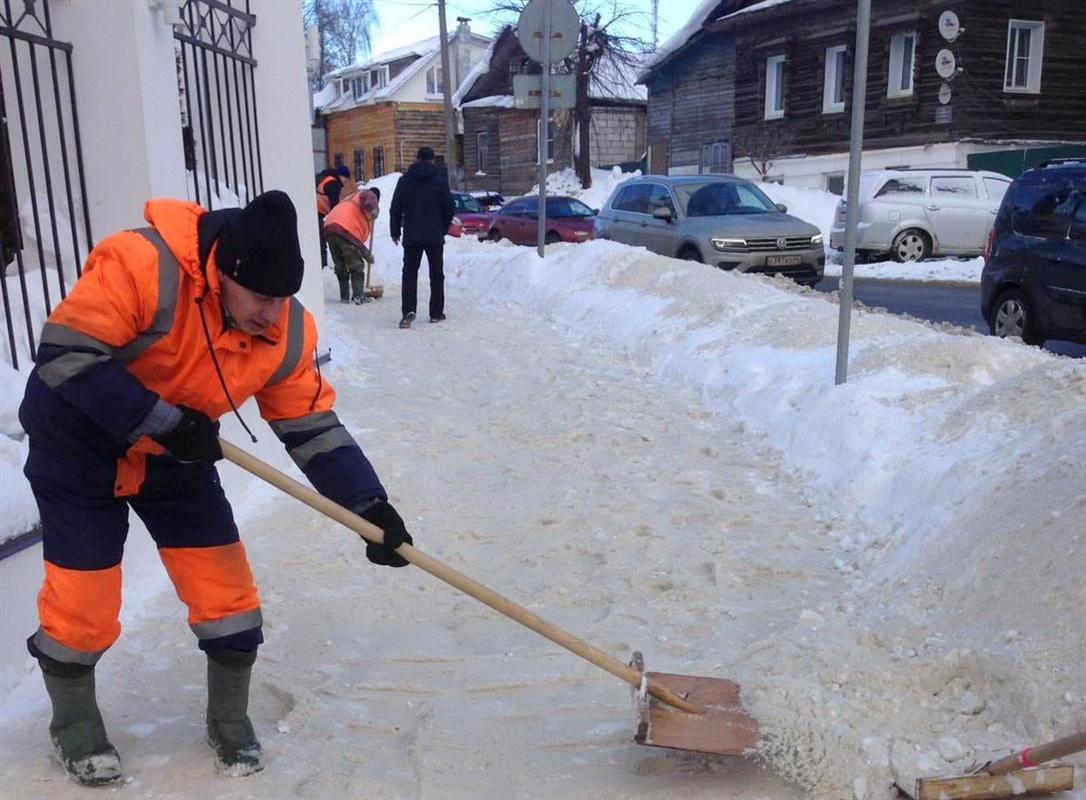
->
[834,0,871,386]
[537,1,552,258]
[438,0,457,190]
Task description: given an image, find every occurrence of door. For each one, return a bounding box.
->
[925,176,991,253]
[609,184,653,247]
[640,184,681,256]
[1043,196,1086,334]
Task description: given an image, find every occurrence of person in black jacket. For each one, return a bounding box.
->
[389,147,454,328]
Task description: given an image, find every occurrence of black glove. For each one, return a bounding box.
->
[357,500,413,568]
[151,406,223,463]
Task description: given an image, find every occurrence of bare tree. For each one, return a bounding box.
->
[485,1,650,189]
[733,124,794,182]
[304,0,378,86]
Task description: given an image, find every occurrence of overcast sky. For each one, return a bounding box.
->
[367,0,706,57]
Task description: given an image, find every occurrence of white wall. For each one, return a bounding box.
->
[1,0,328,700]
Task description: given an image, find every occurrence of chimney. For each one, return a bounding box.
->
[455,17,472,87]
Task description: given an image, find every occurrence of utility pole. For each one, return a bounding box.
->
[438,0,458,190]
[651,0,659,51]
[536,1,552,257]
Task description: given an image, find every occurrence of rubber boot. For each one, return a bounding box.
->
[206,648,264,777]
[336,273,350,303]
[40,660,122,786]
[349,270,368,304]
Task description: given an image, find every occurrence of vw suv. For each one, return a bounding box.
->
[594,175,824,286]
[981,160,1086,346]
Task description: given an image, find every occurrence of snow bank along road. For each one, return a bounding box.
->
[1,235,1083,800]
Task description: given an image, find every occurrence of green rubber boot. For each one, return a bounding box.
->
[40,661,122,787]
[336,273,350,303]
[206,649,264,777]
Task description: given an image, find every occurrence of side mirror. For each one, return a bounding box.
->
[775,203,788,213]
[591,208,599,215]
[652,206,674,222]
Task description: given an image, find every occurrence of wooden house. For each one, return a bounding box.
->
[456,27,647,197]
[314,20,491,180]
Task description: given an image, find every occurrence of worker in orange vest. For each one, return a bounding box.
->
[315,165,350,267]
[18,190,413,785]
[324,186,380,304]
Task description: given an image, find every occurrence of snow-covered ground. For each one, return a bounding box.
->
[1,177,1083,799]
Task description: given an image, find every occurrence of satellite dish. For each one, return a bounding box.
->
[935,48,957,80]
[938,82,952,105]
[939,10,962,42]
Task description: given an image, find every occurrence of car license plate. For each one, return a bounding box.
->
[766,255,802,267]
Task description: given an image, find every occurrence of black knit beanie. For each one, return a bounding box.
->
[216,190,304,297]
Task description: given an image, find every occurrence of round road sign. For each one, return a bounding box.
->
[517,0,580,64]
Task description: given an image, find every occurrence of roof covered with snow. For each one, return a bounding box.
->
[638,0,727,80]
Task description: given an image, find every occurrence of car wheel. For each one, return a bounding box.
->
[544,231,561,245]
[991,288,1044,345]
[891,229,931,262]
[486,228,501,242]
[678,246,702,263]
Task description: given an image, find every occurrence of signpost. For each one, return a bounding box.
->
[517,0,580,257]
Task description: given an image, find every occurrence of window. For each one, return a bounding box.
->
[546,198,595,218]
[614,183,652,214]
[1010,182,1075,238]
[353,148,366,183]
[352,76,364,99]
[823,45,847,113]
[764,55,786,119]
[536,117,555,164]
[454,194,483,213]
[476,131,489,174]
[984,177,1010,202]
[678,181,777,217]
[887,32,916,98]
[874,176,925,197]
[371,68,387,90]
[1069,201,1086,242]
[648,184,676,216]
[426,64,444,96]
[700,141,730,174]
[340,78,351,96]
[930,176,977,198]
[373,147,385,178]
[1004,20,1045,94]
[333,152,344,168]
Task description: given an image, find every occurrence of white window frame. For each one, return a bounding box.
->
[536,117,555,165]
[352,76,364,100]
[764,54,786,120]
[823,45,847,113]
[1004,19,1045,94]
[887,31,916,98]
[426,64,444,97]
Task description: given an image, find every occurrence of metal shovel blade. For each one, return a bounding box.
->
[631,653,760,756]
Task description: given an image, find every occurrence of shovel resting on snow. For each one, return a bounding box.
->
[221,438,759,757]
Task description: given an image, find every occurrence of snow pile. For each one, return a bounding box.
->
[527,166,641,211]
[825,256,985,283]
[757,182,839,246]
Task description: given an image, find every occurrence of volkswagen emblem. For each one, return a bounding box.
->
[776,237,788,249]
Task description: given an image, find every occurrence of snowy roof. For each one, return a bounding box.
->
[714,0,795,24]
[589,51,648,103]
[451,32,502,108]
[461,95,516,109]
[638,0,725,79]
[325,35,442,81]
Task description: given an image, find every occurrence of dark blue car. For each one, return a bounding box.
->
[981,160,1086,346]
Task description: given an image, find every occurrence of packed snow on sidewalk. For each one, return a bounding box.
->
[1,184,1083,800]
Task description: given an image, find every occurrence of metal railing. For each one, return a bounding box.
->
[1,0,92,370]
[174,0,263,209]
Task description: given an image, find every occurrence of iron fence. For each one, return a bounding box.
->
[1,0,92,370]
[174,0,263,210]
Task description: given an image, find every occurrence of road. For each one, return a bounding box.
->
[815,276,1086,358]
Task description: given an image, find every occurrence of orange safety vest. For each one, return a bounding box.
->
[317,174,339,215]
[45,198,335,496]
[323,193,374,250]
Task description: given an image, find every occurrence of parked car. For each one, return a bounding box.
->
[830,168,1011,262]
[447,192,493,238]
[484,196,596,246]
[980,159,1086,346]
[470,191,506,211]
[594,175,824,286]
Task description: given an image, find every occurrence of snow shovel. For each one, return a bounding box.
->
[363,229,384,300]
[220,438,759,757]
[909,731,1085,800]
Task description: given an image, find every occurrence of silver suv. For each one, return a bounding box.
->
[594,175,825,286]
[829,169,1011,262]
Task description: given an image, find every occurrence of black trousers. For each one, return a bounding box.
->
[401,244,444,319]
[317,212,328,267]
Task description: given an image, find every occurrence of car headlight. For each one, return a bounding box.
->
[811,234,824,246]
[711,237,747,251]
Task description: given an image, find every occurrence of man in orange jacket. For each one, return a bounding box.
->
[18,190,413,785]
[324,186,380,304]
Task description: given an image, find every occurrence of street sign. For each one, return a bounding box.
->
[935,105,953,125]
[513,73,576,109]
[517,0,580,63]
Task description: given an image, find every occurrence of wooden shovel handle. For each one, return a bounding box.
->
[985,731,1086,775]
[220,439,704,715]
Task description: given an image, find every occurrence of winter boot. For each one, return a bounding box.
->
[398,311,416,329]
[336,274,350,303]
[349,270,367,304]
[39,659,123,787]
[206,648,264,777]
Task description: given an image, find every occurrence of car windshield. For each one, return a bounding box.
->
[674,182,777,217]
[453,194,483,213]
[546,198,595,218]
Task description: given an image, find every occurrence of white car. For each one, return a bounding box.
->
[829,169,1011,262]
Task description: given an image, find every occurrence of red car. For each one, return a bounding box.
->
[447,192,494,238]
[484,196,597,246]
